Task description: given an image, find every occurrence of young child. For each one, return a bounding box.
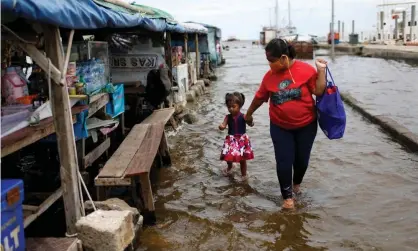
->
[219,92,254,181]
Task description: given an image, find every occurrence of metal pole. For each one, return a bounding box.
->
[402,10,406,43]
[342,22,345,42]
[331,0,335,58]
[380,11,385,43]
[411,5,416,41]
[352,20,355,34]
[338,20,341,34]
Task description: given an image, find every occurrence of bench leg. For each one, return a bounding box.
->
[139,173,156,225]
[96,186,107,201]
[159,131,171,166]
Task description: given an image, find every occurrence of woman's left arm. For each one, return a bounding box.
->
[312,58,327,96]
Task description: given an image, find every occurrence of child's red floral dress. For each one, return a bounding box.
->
[220,113,254,162]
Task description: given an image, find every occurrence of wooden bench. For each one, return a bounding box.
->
[94,108,175,222]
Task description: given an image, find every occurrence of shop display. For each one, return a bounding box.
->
[1,67,29,105]
[76,59,106,94]
[64,41,110,82]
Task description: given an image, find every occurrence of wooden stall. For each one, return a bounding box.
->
[1,0,174,249]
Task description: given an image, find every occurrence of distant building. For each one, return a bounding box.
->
[375,3,417,42]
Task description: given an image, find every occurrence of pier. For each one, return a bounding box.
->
[316,43,418,62]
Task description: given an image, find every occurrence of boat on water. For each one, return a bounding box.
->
[226,36,239,42]
[259,0,315,59]
[259,0,299,44]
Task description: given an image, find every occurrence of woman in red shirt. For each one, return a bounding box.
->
[245,38,327,209]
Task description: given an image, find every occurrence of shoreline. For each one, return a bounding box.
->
[315,43,418,63]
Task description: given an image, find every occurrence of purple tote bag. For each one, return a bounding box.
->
[316,66,346,139]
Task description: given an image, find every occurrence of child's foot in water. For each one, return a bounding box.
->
[221,165,234,176]
[282,198,295,209]
[237,174,249,182]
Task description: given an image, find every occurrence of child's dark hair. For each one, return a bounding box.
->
[265,38,296,59]
[225,92,245,107]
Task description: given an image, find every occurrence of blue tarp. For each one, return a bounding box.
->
[185,21,221,37]
[1,0,160,30]
[1,0,202,33]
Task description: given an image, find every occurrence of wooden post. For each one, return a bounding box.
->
[166,32,173,70]
[184,34,188,62]
[43,25,82,235]
[195,34,199,79]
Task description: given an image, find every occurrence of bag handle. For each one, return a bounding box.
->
[325,66,335,87]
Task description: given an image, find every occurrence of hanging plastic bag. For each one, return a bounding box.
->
[316,66,346,139]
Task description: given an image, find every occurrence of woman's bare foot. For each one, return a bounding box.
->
[282,198,295,209]
[293,184,301,195]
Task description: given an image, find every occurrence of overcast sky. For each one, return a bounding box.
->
[131,0,415,40]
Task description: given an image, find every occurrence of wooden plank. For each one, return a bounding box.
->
[124,86,145,94]
[97,124,149,178]
[26,237,78,251]
[83,138,111,168]
[16,42,63,85]
[169,116,178,130]
[124,123,164,176]
[89,93,107,104]
[1,115,77,158]
[44,25,82,235]
[1,105,86,150]
[24,188,63,228]
[141,107,175,125]
[23,205,39,212]
[88,94,109,118]
[195,33,199,79]
[94,177,131,186]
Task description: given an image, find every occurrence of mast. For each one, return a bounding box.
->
[275,0,279,30]
[288,0,291,26]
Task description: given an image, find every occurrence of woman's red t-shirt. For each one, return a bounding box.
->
[255,60,318,130]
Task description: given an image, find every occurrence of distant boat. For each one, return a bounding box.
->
[226,36,239,42]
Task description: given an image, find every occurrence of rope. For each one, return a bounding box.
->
[78,169,97,211]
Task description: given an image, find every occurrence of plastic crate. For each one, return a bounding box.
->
[1,179,25,251]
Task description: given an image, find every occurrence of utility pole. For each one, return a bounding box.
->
[338,20,341,34]
[331,0,335,58]
[275,0,279,29]
[411,5,416,41]
[402,10,406,43]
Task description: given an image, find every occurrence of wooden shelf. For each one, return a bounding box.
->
[1,105,88,158]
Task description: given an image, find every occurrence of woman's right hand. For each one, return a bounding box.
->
[244,114,254,127]
[219,124,226,131]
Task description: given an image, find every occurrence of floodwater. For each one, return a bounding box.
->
[139,41,418,251]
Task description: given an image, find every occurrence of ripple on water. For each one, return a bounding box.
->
[139,41,418,251]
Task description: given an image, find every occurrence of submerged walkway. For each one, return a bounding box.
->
[137,42,418,251]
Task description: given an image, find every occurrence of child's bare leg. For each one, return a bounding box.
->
[239,160,247,176]
[227,162,233,172]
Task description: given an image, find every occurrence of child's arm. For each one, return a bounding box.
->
[218,116,228,131]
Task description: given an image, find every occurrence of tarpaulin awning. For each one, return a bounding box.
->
[185,21,222,38]
[1,0,169,32]
[1,0,209,34]
[178,22,208,34]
